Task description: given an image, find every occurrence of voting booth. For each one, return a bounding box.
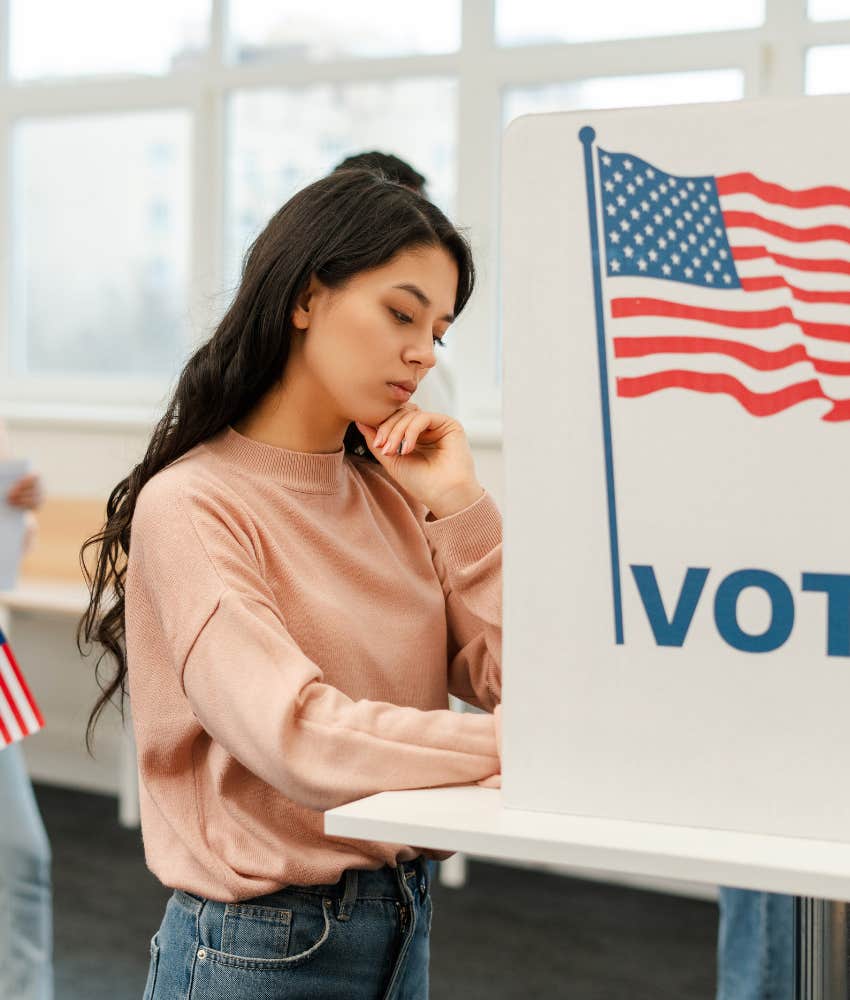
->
[328,95,850,997]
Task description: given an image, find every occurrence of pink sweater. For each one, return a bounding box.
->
[125,426,502,900]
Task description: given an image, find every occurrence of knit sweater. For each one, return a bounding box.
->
[125,426,502,901]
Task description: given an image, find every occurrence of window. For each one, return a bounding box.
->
[229,1,460,63]
[806,45,850,93]
[10,112,191,377]
[0,1,843,432]
[807,0,850,20]
[496,0,765,45]
[227,79,457,286]
[9,0,209,80]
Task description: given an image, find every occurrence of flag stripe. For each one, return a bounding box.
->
[611,296,850,345]
[731,245,850,276]
[738,275,850,305]
[616,370,850,420]
[2,638,44,728]
[0,661,27,737]
[613,335,850,375]
[723,210,850,247]
[0,707,11,746]
[717,172,850,209]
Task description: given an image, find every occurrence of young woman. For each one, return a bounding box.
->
[79,168,502,1000]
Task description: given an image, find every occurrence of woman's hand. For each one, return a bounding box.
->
[6,472,44,511]
[355,404,484,519]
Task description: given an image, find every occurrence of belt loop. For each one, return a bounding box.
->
[337,869,358,922]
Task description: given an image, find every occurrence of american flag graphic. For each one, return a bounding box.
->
[0,627,44,749]
[596,146,850,421]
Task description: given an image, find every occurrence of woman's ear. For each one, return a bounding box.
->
[291,274,322,331]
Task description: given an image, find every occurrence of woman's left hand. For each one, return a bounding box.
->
[6,472,44,511]
[355,405,484,519]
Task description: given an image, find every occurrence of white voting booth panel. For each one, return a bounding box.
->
[328,95,850,906]
[501,95,850,845]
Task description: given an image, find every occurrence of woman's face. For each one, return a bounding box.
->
[289,244,459,427]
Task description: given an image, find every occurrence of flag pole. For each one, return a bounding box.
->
[579,126,624,645]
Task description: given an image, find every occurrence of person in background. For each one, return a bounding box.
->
[333,150,427,197]
[0,420,52,1000]
[716,888,793,1000]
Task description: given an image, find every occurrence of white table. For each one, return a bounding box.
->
[327,786,850,902]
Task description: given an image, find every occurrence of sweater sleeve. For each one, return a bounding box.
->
[128,478,500,813]
[423,490,502,712]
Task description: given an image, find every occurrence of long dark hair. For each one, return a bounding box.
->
[77,168,475,750]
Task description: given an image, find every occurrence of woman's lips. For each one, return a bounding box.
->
[387,383,413,401]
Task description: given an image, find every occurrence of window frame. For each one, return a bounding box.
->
[0,0,847,440]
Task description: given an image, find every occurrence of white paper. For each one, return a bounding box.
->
[0,460,30,590]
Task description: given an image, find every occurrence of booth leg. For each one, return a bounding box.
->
[796,898,848,999]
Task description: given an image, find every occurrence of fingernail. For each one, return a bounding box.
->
[373,433,383,447]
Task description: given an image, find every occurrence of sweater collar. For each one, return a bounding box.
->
[212,426,347,494]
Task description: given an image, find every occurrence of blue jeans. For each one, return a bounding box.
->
[717,887,794,1000]
[0,742,53,1000]
[144,855,431,999]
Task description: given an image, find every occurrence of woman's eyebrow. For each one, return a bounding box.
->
[392,283,454,323]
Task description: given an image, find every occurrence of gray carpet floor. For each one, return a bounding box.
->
[34,782,718,999]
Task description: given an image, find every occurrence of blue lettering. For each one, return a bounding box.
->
[714,569,794,653]
[631,565,709,647]
[801,573,850,657]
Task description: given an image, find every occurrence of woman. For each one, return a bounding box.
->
[79,168,502,1000]
[0,422,52,1000]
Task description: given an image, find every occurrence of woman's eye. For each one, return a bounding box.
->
[391,309,413,324]
[433,336,447,348]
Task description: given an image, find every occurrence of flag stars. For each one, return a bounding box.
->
[647,168,655,178]
[723,273,732,283]
[630,207,640,219]
[604,180,615,192]
[617,194,627,206]
[614,171,623,182]
[634,234,645,245]
[610,231,620,243]
[610,258,621,271]
[653,213,662,224]
[644,224,654,235]
[718,248,728,259]
[620,220,631,231]
[637,258,648,271]
[635,175,645,186]
[623,246,634,258]
[650,190,660,201]
[601,154,612,166]
[657,237,667,249]
[684,266,693,277]
[648,249,658,261]
[624,159,633,170]
[640,199,650,211]
[662,263,672,275]
[712,260,722,270]
[663,205,673,217]
[705,272,714,283]
[606,204,617,216]
[626,183,636,194]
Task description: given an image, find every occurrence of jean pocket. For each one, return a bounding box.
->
[143,934,160,999]
[220,903,292,961]
[200,896,335,972]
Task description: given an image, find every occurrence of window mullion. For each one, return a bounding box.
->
[454,0,502,425]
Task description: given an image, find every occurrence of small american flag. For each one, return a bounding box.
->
[596,146,850,420]
[0,627,44,749]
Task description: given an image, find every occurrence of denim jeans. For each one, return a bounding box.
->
[717,887,794,1000]
[144,855,431,1000]
[0,742,53,1000]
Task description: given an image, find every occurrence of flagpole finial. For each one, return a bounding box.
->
[579,126,596,146]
